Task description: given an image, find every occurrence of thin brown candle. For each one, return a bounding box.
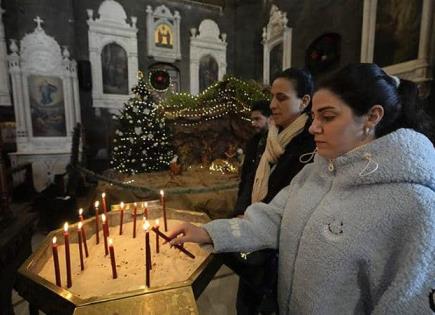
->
[94,201,100,244]
[151,227,195,259]
[155,219,160,253]
[51,236,61,287]
[102,214,109,256]
[133,202,137,238]
[78,208,84,221]
[63,222,72,288]
[77,222,84,271]
[78,208,89,257]
[101,192,108,214]
[160,190,168,232]
[143,201,148,219]
[143,219,151,288]
[119,201,124,235]
[108,238,117,279]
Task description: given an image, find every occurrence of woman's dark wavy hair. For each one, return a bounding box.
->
[316,63,434,141]
[273,68,314,113]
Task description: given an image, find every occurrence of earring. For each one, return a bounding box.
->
[364,127,370,136]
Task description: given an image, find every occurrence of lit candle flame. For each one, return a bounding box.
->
[134,202,137,207]
[78,222,82,230]
[120,201,124,209]
[64,222,69,232]
[160,190,164,197]
[108,238,113,246]
[79,208,83,215]
[143,219,150,231]
[144,201,148,207]
[94,200,99,208]
[155,219,159,226]
[52,236,57,244]
[102,192,106,198]
[102,213,106,222]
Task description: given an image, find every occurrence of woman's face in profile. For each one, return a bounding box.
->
[309,88,369,159]
[269,78,304,129]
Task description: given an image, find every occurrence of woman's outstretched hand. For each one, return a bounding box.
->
[166,222,212,246]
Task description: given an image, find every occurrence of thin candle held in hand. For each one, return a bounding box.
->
[52,236,61,287]
[64,222,72,288]
[94,201,100,244]
[78,208,84,221]
[152,227,195,259]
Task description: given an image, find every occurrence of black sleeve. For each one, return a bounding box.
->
[262,129,315,204]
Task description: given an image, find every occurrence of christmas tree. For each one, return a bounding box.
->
[110,72,173,174]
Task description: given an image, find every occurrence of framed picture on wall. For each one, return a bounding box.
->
[199,55,218,92]
[360,0,432,87]
[28,75,66,137]
[101,43,129,95]
[146,5,181,63]
[0,122,16,145]
[155,23,174,48]
[373,0,422,67]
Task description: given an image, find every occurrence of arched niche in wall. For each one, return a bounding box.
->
[146,5,181,63]
[7,17,81,191]
[190,19,227,95]
[148,63,181,93]
[361,0,433,96]
[262,4,292,85]
[0,5,11,105]
[87,0,138,112]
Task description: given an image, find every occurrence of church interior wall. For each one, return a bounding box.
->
[0,0,433,171]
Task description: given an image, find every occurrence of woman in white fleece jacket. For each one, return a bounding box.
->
[168,63,435,315]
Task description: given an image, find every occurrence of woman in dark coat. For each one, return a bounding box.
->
[229,68,316,315]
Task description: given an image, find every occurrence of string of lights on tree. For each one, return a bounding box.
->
[160,76,269,126]
[110,71,174,175]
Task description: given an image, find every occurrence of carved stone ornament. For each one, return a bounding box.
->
[87,0,138,112]
[0,5,11,106]
[7,16,81,191]
[146,5,181,63]
[189,19,227,94]
[262,4,292,84]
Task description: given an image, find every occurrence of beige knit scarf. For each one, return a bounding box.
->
[251,113,308,203]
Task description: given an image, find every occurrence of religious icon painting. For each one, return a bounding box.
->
[28,75,66,137]
[101,43,129,95]
[146,5,181,63]
[155,23,174,48]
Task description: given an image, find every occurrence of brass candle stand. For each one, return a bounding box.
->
[15,203,222,315]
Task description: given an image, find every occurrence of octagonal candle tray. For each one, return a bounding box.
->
[15,200,219,315]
